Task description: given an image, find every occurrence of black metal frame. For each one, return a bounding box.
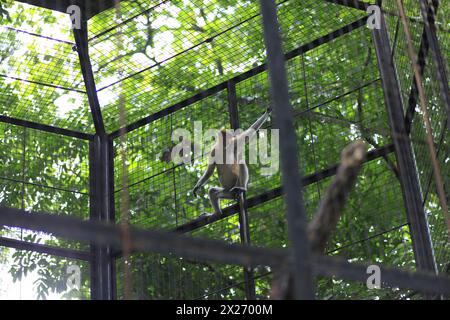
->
[89,134,116,299]
[73,19,106,135]
[0,115,94,140]
[259,0,314,299]
[2,206,450,295]
[372,9,437,274]
[1,0,449,300]
[0,236,91,261]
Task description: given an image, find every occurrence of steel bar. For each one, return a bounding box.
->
[0,206,288,268]
[109,16,368,139]
[313,255,450,295]
[89,135,116,300]
[227,81,240,130]
[0,115,94,141]
[73,19,106,135]
[0,236,92,261]
[259,0,314,300]
[372,14,437,273]
[1,206,450,294]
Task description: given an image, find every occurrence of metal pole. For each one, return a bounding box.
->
[372,14,437,273]
[259,0,315,299]
[89,135,116,300]
[73,18,106,135]
[227,80,256,300]
[2,206,450,295]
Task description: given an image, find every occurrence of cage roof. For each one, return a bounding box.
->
[0,0,367,137]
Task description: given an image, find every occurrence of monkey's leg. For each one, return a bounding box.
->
[208,187,235,215]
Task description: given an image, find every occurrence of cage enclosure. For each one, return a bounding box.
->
[0,0,448,300]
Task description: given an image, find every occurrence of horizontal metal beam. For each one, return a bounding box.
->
[1,206,450,295]
[109,16,368,139]
[313,255,450,295]
[176,144,395,233]
[0,236,92,261]
[260,0,314,299]
[0,206,287,268]
[0,115,94,140]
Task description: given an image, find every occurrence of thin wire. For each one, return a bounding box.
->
[97,0,291,92]
[396,0,450,236]
[19,126,26,301]
[89,0,171,42]
[0,25,75,45]
[0,74,86,93]
[302,53,321,200]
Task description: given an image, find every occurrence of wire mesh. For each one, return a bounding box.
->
[383,0,450,273]
[91,0,365,132]
[0,0,448,300]
[110,10,423,299]
[0,122,90,253]
[0,1,94,132]
[0,246,91,299]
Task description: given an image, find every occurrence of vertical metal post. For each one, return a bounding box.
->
[227,81,240,130]
[227,80,256,300]
[372,14,437,273]
[89,134,116,300]
[259,0,315,299]
[419,0,450,127]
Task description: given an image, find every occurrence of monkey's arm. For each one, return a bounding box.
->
[193,163,215,197]
[235,110,271,144]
